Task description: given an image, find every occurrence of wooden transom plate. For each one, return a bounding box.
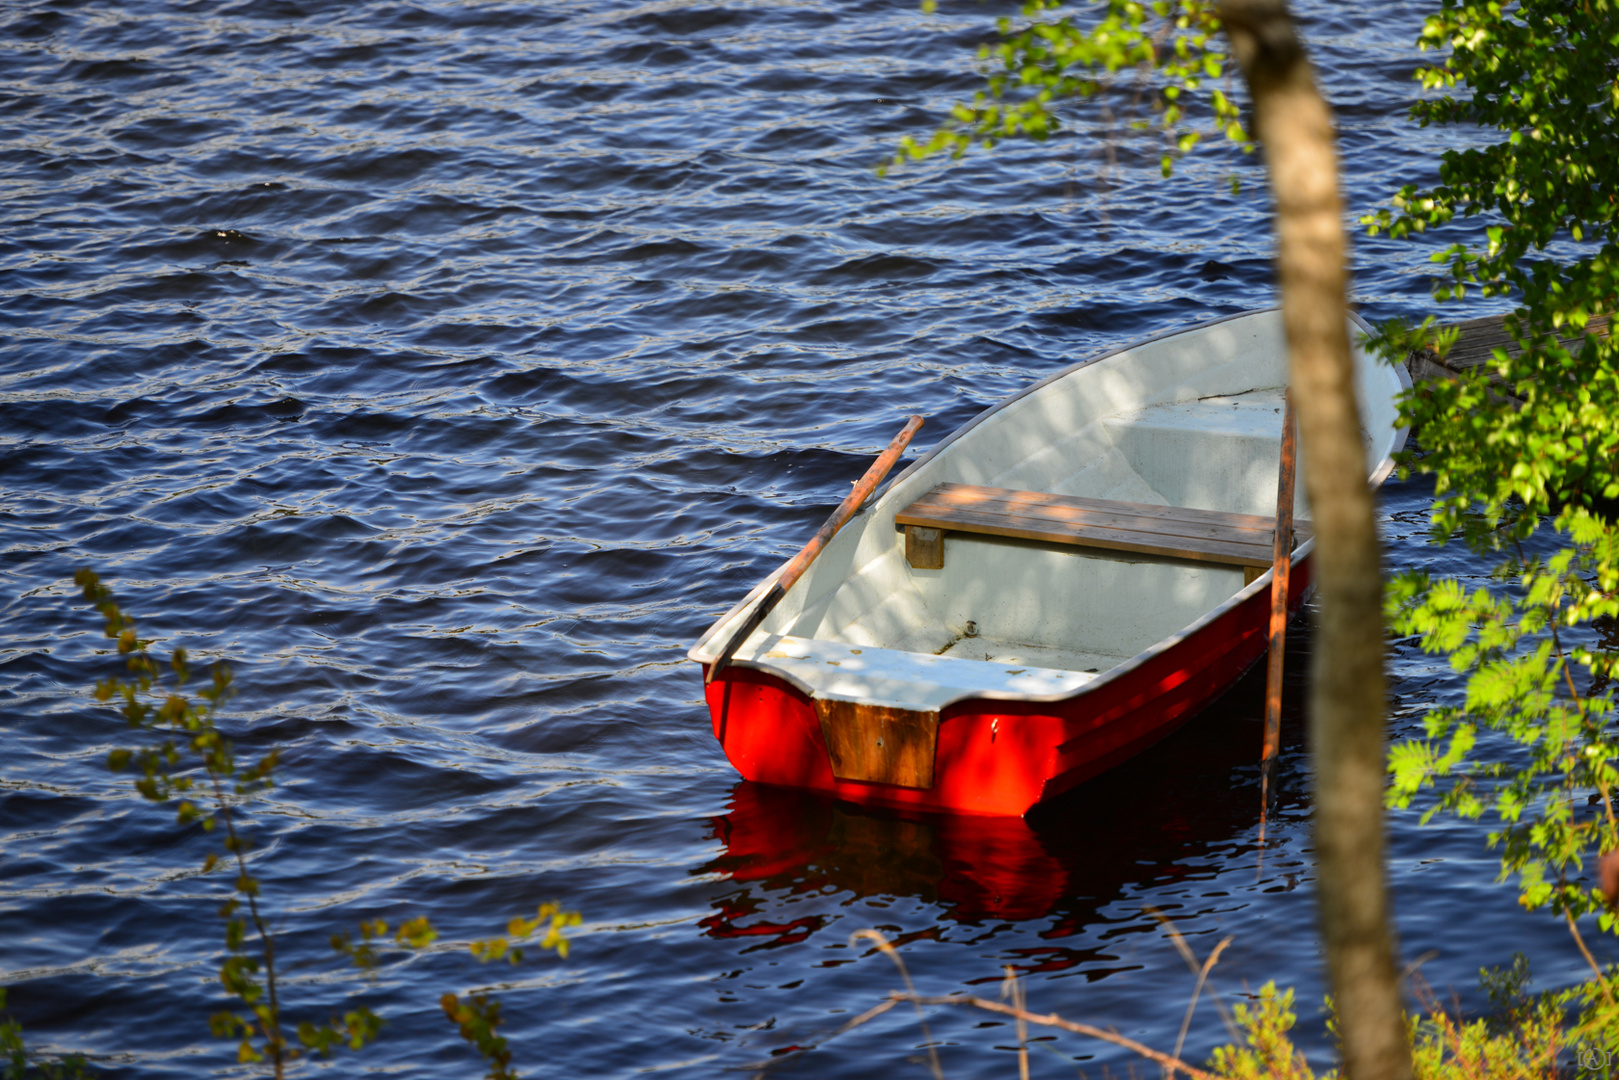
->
[813,699,940,789]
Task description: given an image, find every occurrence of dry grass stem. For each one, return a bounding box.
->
[838,996,901,1034]
[852,930,946,1080]
[1001,966,1031,1080]
[1147,908,1240,1042]
[1173,936,1231,1067]
[892,993,1215,1080]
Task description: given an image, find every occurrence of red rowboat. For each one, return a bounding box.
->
[690,310,1408,816]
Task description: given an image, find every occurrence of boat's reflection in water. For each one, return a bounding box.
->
[697,656,1309,958]
[704,781,1071,932]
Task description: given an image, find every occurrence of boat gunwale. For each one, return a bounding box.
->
[689,308,1411,712]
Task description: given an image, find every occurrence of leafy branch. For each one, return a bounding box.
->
[72,570,581,1076]
[886,0,1248,179]
[75,568,315,1074]
[439,904,584,1079]
[1384,533,1619,1031]
[1361,0,1619,539]
[1355,0,1619,1032]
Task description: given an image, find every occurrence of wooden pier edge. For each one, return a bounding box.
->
[1401,311,1610,396]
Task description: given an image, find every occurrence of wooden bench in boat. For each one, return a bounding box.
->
[895,482,1309,583]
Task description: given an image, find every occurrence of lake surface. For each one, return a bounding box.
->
[0,1,1600,1076]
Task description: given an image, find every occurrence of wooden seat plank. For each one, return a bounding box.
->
[901,504,1273,567]
[903,485,1291,548]
[914,483,1292,535]
[896,482,1305,571]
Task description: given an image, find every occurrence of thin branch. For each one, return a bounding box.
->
[1001,967,1030,1080]
[1173,937,1231,1067]
[852,931,945,1080]
[892,993,1215,1080]
[209,768,286,1078]
[1563,908,1616,1009]
[1146,909,1240,1041]
[837,996,901,1035]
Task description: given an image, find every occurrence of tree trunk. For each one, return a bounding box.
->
[1216,4,1414,1080]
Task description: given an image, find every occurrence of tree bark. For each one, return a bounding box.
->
[1216,4,1414,1080]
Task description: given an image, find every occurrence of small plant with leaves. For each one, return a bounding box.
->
[1203,983,1314,1080]
[76,568,401,1074]
[71,570,581,1077]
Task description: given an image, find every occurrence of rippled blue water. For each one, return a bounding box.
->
[0,1,1601,1076]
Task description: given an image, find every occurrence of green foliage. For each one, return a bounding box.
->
[1404,956,1616,1079]
[1358,0,1619,1023]
[293,1011,384,1057]
[1377,315,1461,371]
[331,915,441,972]
[1364,311,1619,546]
[884,0,1247,177]
[440,993,515,1080]
[1364,0,1619,306]
[1385,550,1618,990]
[1192,967,1614,1079]
[0,991,91,1080]
[469,904,582,965]
[1205,983,1315,1080]
[1361,0,1619,537]
[1405,995,1571,1079]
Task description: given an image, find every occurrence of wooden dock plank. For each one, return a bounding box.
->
[1415,311,1609,389]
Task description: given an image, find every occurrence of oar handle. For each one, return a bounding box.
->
[705,415,925,684]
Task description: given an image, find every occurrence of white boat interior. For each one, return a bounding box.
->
[691,310,1408,713]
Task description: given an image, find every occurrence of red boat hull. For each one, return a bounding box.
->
[703,555,1312,817]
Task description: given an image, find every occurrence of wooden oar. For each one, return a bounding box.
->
[705,415,925,685]
[1258,389,1297,835]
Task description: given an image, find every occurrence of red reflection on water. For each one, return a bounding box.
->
[702,781,1072,924]
[697,905,826,951]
